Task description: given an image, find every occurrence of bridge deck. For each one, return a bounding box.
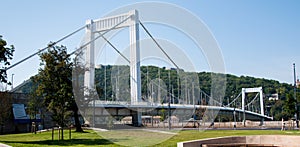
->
[86,101,272,121]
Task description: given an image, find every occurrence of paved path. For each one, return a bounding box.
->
[0,143,11,147]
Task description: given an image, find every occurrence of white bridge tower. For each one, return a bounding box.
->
[242,87,264,126]
[84,10,142,126]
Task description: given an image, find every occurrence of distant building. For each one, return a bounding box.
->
[268,93,279,101]
[95,64,102,69]
[0,92,51,134]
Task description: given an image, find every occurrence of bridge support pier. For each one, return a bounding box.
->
[259,118,264,126]
[132,111,142,127]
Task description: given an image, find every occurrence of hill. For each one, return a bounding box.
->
[13,65,295,120]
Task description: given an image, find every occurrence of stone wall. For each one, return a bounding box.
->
[177,135,300,147]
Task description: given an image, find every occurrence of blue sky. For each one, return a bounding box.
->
[1,0,300,89]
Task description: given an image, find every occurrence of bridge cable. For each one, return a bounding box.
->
[199,89,223,106]
[99,33,178,102]
[139,21,185,104]
[70,15,132,56]
[139,21,180,70]
[246,93,260,108]
[84,20,180,103]
[226,92,242,107]
[98,33,130,63]
[98,33,180,104]
[8,14,133,70]
[6,25,88,71]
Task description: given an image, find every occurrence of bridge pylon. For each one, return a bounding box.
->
[242,87,264,126]
[84,10,142,126]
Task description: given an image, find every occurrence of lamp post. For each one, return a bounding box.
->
[11,73,14,90]
[233,108,236,130]
[293,63,298,128]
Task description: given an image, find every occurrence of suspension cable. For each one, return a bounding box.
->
[8,14,133,71]
[199,89,223,106]
[226,92,242,107]
[139,21,180,70]
[246,93,260,107]
[70,15,132,56]
[99,34,130,63]
[98,32,179,102]
[100,36,177,101]
[6,25,88,71]
[139,21,189,104]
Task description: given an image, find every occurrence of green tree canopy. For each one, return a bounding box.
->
[35,44,82,139]
[17,64,297,121]
[0,35,14,84]
[283,92,296,120]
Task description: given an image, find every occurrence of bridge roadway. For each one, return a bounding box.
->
[85,101,272,122]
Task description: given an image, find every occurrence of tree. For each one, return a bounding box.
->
[0,92,12,134]
[283,93,296,120]
[71,52,91,132]
[15,62,297,121]
[27,77,44,134]
[270,100,284,120]
[35,44,81,140]
[0,35,14,84]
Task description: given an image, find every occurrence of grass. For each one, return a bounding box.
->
[1,129,300,147]
[0,130,115,147]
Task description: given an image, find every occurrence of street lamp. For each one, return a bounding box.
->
[11,73,14,90]
[293,63,298,128]
[233,108,236,130]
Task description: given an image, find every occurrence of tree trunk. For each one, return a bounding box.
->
[61,111,64,140]
[1,124,3,135]
[61,127,64,140]
[73,108,83,132]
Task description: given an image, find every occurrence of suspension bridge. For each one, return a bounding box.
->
[8,10,272,127]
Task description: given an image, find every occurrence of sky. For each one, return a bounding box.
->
[1,0,300,90]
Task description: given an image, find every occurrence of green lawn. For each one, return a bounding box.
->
[0,129,300,147]
[0,130,115,147]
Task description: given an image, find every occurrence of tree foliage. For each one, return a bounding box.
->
[18,64,297,121]
[72,52,95,130]
[94,66,295,120]
[283,92,297,120]
[0,92,12,134]
[35,44,81,139]
[27,77,44,124]
[0,35,14,84]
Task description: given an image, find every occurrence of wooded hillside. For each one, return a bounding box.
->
[15,65,296,120]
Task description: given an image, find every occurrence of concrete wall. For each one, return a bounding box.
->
[217,120,296,129]
[177,135,300,147]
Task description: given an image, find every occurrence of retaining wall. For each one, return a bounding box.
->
[177,135,300,147]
